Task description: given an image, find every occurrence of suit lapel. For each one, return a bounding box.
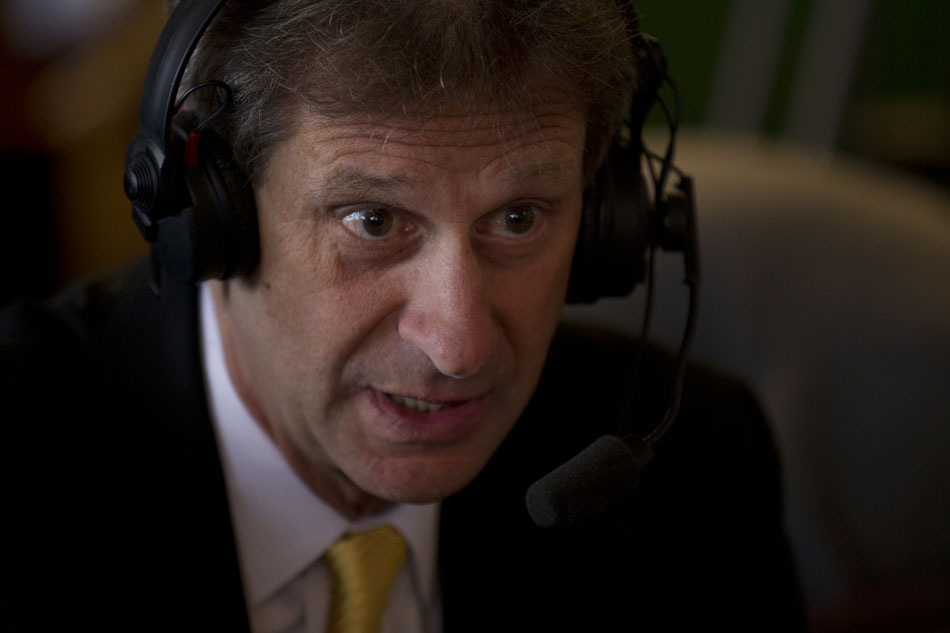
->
[437,396,585,633]
[97,261,251,629]
[436,325,654,633]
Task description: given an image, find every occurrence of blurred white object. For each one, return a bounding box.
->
[2,0,139,58]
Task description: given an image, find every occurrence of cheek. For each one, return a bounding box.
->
[243,219,403,389]
[224,215,340,399]
[495,230,577,379]
[518,207,580,314]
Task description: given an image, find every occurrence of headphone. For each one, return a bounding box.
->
[123,0,696,303]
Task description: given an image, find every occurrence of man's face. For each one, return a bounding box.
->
[213,101,586,511]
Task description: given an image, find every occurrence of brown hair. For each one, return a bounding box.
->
[165,0,637,184]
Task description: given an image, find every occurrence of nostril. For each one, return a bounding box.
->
[397,309,497,380]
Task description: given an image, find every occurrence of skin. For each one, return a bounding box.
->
[211,101,587,520]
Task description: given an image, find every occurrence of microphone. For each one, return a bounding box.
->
[525,435,653,528]
[525,173,699,529]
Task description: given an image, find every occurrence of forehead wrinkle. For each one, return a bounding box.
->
[318,109,577,148]
[319,120,582,167]
[312,130,577,175]
[358,124,577,151]
[478,132,584,187]
[330,97,577,127]
[300,107,584,195]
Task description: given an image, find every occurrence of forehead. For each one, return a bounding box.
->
[267,101,587,184]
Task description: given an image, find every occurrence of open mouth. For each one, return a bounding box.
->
[385,393,448,413]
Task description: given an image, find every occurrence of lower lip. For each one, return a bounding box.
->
[363,389,490,445]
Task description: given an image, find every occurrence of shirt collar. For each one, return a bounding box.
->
[199,283,440,607]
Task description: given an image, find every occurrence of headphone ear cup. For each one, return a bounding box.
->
[567,174,608,304]
[153,113,259,284]
[566,145,651,304]
[197,127,260,277]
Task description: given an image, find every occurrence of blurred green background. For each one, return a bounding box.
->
[637,0,948,182]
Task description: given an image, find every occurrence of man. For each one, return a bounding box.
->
[1,0,805,630]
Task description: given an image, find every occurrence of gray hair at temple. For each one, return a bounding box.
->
[164,0,638,185]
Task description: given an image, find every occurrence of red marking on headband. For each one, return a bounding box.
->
[185,131,201,169]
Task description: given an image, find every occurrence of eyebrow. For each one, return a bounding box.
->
[320,168,418,201]
[504,160,578,184]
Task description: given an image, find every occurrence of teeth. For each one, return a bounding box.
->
[387,394,446,413]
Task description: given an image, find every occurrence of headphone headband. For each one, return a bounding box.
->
[140,0,226,149]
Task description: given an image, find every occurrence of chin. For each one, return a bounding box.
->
[354,449,493,504]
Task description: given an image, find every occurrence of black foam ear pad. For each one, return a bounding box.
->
[153,113,259,284]
[566,144,651,304]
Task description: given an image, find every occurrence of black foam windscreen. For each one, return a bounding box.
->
[525,435,653,528]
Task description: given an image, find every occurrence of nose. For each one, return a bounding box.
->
[397,238,497,379]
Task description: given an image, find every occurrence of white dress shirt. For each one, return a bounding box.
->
[199,284,443,633]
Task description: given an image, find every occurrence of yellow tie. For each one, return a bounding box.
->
[324,524,408,633]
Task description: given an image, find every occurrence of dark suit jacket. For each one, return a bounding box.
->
[1,259,805,631]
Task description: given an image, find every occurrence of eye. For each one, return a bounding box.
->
[478,203,546,240]
[503,206,536,235]
[341,207,395,240]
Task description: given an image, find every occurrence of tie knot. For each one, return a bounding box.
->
[325,524,408,633]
